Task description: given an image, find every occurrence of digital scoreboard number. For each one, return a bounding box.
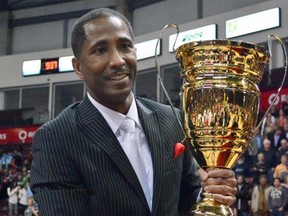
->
[41,58,59,74]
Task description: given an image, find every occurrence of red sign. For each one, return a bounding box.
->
[0,125,40,145]
[260,87,288,112]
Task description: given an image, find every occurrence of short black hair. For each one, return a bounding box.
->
[273,177,282,183]
[71,8,134,58]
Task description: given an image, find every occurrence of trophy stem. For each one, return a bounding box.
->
[188,192,233,216]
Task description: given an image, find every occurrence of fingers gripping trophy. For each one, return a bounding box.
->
[155,24,288,216]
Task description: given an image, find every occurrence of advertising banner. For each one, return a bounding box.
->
[260,87,288,112]
[0,125,40,145]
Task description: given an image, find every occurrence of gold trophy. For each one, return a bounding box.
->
[155,25,287,216]
[176,40,268,215]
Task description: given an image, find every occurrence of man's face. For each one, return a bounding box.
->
[274,178,281,187]
[73,16,137,110]
[257,153,264,162]
[276,129,283,135]
[281,155,287,164]
[281,139,288,149]
[263,140,271,150]
[259,176,268,185]
[237,176,244,184]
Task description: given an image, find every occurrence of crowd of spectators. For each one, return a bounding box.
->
[232,104,288,216]
[0,148,38,216]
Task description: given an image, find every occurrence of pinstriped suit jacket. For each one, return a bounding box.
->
[30,96,201,216]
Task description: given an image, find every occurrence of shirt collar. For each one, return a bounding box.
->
[87,92,142,134]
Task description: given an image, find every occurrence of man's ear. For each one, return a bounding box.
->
[72,57,84,80]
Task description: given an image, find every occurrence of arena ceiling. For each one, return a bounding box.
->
[0,0,164,11]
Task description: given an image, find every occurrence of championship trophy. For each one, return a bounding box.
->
[155,25,287,216]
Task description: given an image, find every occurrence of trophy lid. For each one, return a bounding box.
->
[175,39,270,83]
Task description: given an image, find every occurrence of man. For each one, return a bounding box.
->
[277,138,288,160]
[251,127,263,158]
[259,139,278,183]
[232,156,252,178]
[283,122,288,139]
[274,155,288,179]
[267,126,285,150]
[251,175,273,216]
[30,8,236,215]
[234,175,250,216]
[268,177,288,216]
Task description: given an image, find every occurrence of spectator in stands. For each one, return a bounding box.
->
[233,155,252,178]
[22,170,30,187]
[251,127,264,155]
[283,122,288,139]
[276,108,287,128]
[281,94,288,116]
[24,197,38,216]
[280,169,288,186]
[271,105,279,118]
[21,166,28,178]
[234,175,250,216]
[279,171,288,215]
[261,112,276,137]
[0,164,5,183]
[259,139,278,183]
[8,158,18,182]
[22,159,31,171]
[16,172,24,187]
[268,177,288,216]
[7,179,20,216]
[0,150,13,170]
[274,155,288,178]
[278,138,288,159]
[253,152,269,183]
[19,181,29,216]
[251,174,273,216]
[267,126,285,150]
[12,149,23,171]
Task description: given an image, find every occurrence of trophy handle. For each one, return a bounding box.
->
[255,34,288,130]
[155,24,184,132]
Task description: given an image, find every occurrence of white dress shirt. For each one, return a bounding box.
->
[87,93,154,210]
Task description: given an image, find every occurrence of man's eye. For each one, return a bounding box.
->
[121,43,132,50]
[95,47,105,54]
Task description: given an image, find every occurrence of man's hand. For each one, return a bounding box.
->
[198,168,237,206]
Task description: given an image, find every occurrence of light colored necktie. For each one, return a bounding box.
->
[119,118,151,209]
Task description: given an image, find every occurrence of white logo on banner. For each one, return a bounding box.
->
[0,133,7,140]
[268,93,280,105]
[18,130,28,142]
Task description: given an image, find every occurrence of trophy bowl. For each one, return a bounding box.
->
[176,40,269,215]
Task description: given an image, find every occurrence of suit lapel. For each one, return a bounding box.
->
[75,96,149,209]
[136,99,165,214]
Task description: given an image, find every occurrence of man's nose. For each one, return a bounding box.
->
[109,49,125,68]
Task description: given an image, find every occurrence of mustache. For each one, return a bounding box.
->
[110,67,129,74]
[111,67,129,74]
[104,68,130,79]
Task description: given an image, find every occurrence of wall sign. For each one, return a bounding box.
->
[135,38,161,60]
[226,8,280,38]
[169,24,217,52]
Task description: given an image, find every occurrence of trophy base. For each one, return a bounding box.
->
[187,193,233,216]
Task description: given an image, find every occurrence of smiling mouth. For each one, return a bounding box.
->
[109,72,129,81]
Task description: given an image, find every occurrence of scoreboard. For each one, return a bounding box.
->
[22,56,74,77]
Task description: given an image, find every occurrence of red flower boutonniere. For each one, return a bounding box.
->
[174,142,186,159]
